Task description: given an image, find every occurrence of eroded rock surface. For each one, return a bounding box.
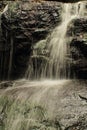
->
[0,1,87,79]
[0,1,62,79]
[67,18,87,78]
[0,80,87,130]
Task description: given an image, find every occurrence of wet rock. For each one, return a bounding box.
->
[0,1,87,79]
[70,39,87,78]
[0,81,13,89]
[0,80,87,130]
[0,1,61,79]
[65,115,87,130]
[65,16,87,78]
[46,0,85,3]
[67,18,87,36]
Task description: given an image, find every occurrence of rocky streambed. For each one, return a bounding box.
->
[0,79,87,130]
[0,1,87,130]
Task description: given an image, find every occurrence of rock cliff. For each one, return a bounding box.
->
[0,1,87,79]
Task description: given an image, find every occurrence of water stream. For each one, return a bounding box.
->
[0,1,87,130]
[47,1,87,79]
[26,1,87,80]
[46,3,78,79]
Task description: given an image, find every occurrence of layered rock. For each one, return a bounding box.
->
[67,18,87,78]
[0,1,61,79]
[0,1,87,79]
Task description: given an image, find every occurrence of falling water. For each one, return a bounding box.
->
[0,2,87,130]
[46,2,87,79]
[26,1,87,80]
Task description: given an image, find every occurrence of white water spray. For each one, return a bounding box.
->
[47,2,87,79]
[26,1,87,80]
[0,2,87,130]
[46,3,80,79]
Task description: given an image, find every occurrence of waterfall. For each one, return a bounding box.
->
[26,1,87,80]
[0,2,87,130]
[45,4,78,79]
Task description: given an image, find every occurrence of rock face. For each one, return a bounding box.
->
[0,1,61,79]
[67,18,87,78]
[0,1,87,79]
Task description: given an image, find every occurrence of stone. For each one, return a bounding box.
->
[0,1,62,79]
[46,0,85,3]
[0,81,13,89]
[0,0,87,79]
[70,39,87,78]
